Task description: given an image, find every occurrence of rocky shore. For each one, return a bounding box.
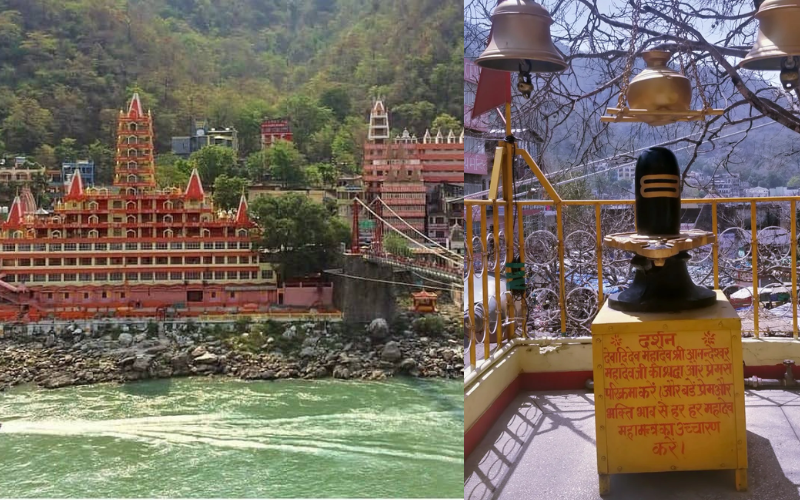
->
[0,312,464,391]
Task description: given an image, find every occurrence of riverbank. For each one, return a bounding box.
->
[0,311,463,391]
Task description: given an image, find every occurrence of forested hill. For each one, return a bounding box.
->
[0,0,462,162]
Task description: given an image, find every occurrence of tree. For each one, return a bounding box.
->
[2,97,52,153]
[189,145,236,186]
[384,232,412,258]
[278,94,335,157]
[266,140,305,188]
[392,101,436,134]
[250,193,350,278]
[212,174,249,210]
[313,162,339,187]
[431,113,461,133]
[331,122,359,174]
[245,150,270,182]
[788,176,800,189]
[54,138,78,164]
[304,164,323,188]
[318,86,352,122]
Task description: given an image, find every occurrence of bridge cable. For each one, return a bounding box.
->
[355,198,463,266]
[376,197,462,259]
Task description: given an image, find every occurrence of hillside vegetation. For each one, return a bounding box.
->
[0,0,463,171]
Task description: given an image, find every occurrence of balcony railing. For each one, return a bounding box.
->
[465,196,800,370]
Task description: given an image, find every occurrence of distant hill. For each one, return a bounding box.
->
[0,0,462,158]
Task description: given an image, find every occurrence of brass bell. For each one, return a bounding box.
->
[739,0,800,88]
[475,0,567,74]
[626,51,692,126]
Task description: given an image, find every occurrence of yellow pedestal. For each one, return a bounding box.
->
[591,290,748,495]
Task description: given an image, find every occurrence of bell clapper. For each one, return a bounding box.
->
[517,72,534,98]
[780,56,800,90]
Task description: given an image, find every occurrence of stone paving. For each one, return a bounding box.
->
[465,389,800,500]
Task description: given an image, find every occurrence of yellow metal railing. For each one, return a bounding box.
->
[465,196,800,369]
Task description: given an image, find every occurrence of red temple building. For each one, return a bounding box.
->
[261,118,293,148]
[0,94,332,322]
[362,99,464,245]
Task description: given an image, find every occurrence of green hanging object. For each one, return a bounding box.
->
[505,260,526,292]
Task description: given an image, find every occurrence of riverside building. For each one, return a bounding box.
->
[0,94,332,322]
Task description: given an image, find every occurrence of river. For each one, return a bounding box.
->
[0,378,462,498]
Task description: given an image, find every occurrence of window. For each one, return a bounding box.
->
[120,292,126,299]
[3,244,14,252]
[203,242,214,249]
[17,274,29,282]
[110,243,123,251]
[48,274,61,282]
[65,258,77,266]
[80,258,91,266]
[18,259,30,267]
[170,242,182,250]
[155,272,168,280]
[185,257,200,265]
[126,257,138,265]
[112,201,122,209]
[203,271,213,280]
[227,256,237,264]
[261,270,274,280]
[141,257,153,265]
[185,272,200,280]
[64,274,76,282]
[83,293,89,300]
[110,272,123,281]
[215,242,225,249]
[126,273,138,281]
[64,243,76,252]
[125,243,137,250]
[95,257,107,265]
[141,272,153,280]
[140,242,152,250]
[95,273,108,281]
[78,243,91,251]
[215,271,225,280]
[47,293,53,299]
[5,275,14,282]
[238,256,248,264]
[18,244,30,251]
[101,291,107,298]
[156,257,168,265]
[111,257,123,266]
[79,273,91,282]
[170,272,182,280]
[227,271,238,279]
[33,274,46,282]
[227,242,237,249]
[156,242,167,250]
[203,256,212,264]
[215,256,225,264]
[95,243,107,251]
[229,292,235,298]
[34,244,46,252]
[239,242,251,249]
[33,258,45,266]
[211,291,217,299]
[239,271,250,280]
[186,242,201,250]
[170,257,182,265]
[113,229,122,237]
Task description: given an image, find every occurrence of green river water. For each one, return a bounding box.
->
[0,377,462,498]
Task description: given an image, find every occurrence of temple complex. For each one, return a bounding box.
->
[362,99,464,245]
[0,94,332,322]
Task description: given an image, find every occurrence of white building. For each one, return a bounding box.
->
[745,187,769,198]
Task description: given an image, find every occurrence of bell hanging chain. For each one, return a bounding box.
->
[617,0,643,110]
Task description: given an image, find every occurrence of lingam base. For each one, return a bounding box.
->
[608,252,716,313]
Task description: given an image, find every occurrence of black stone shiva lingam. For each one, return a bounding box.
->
[604,147,716,312]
